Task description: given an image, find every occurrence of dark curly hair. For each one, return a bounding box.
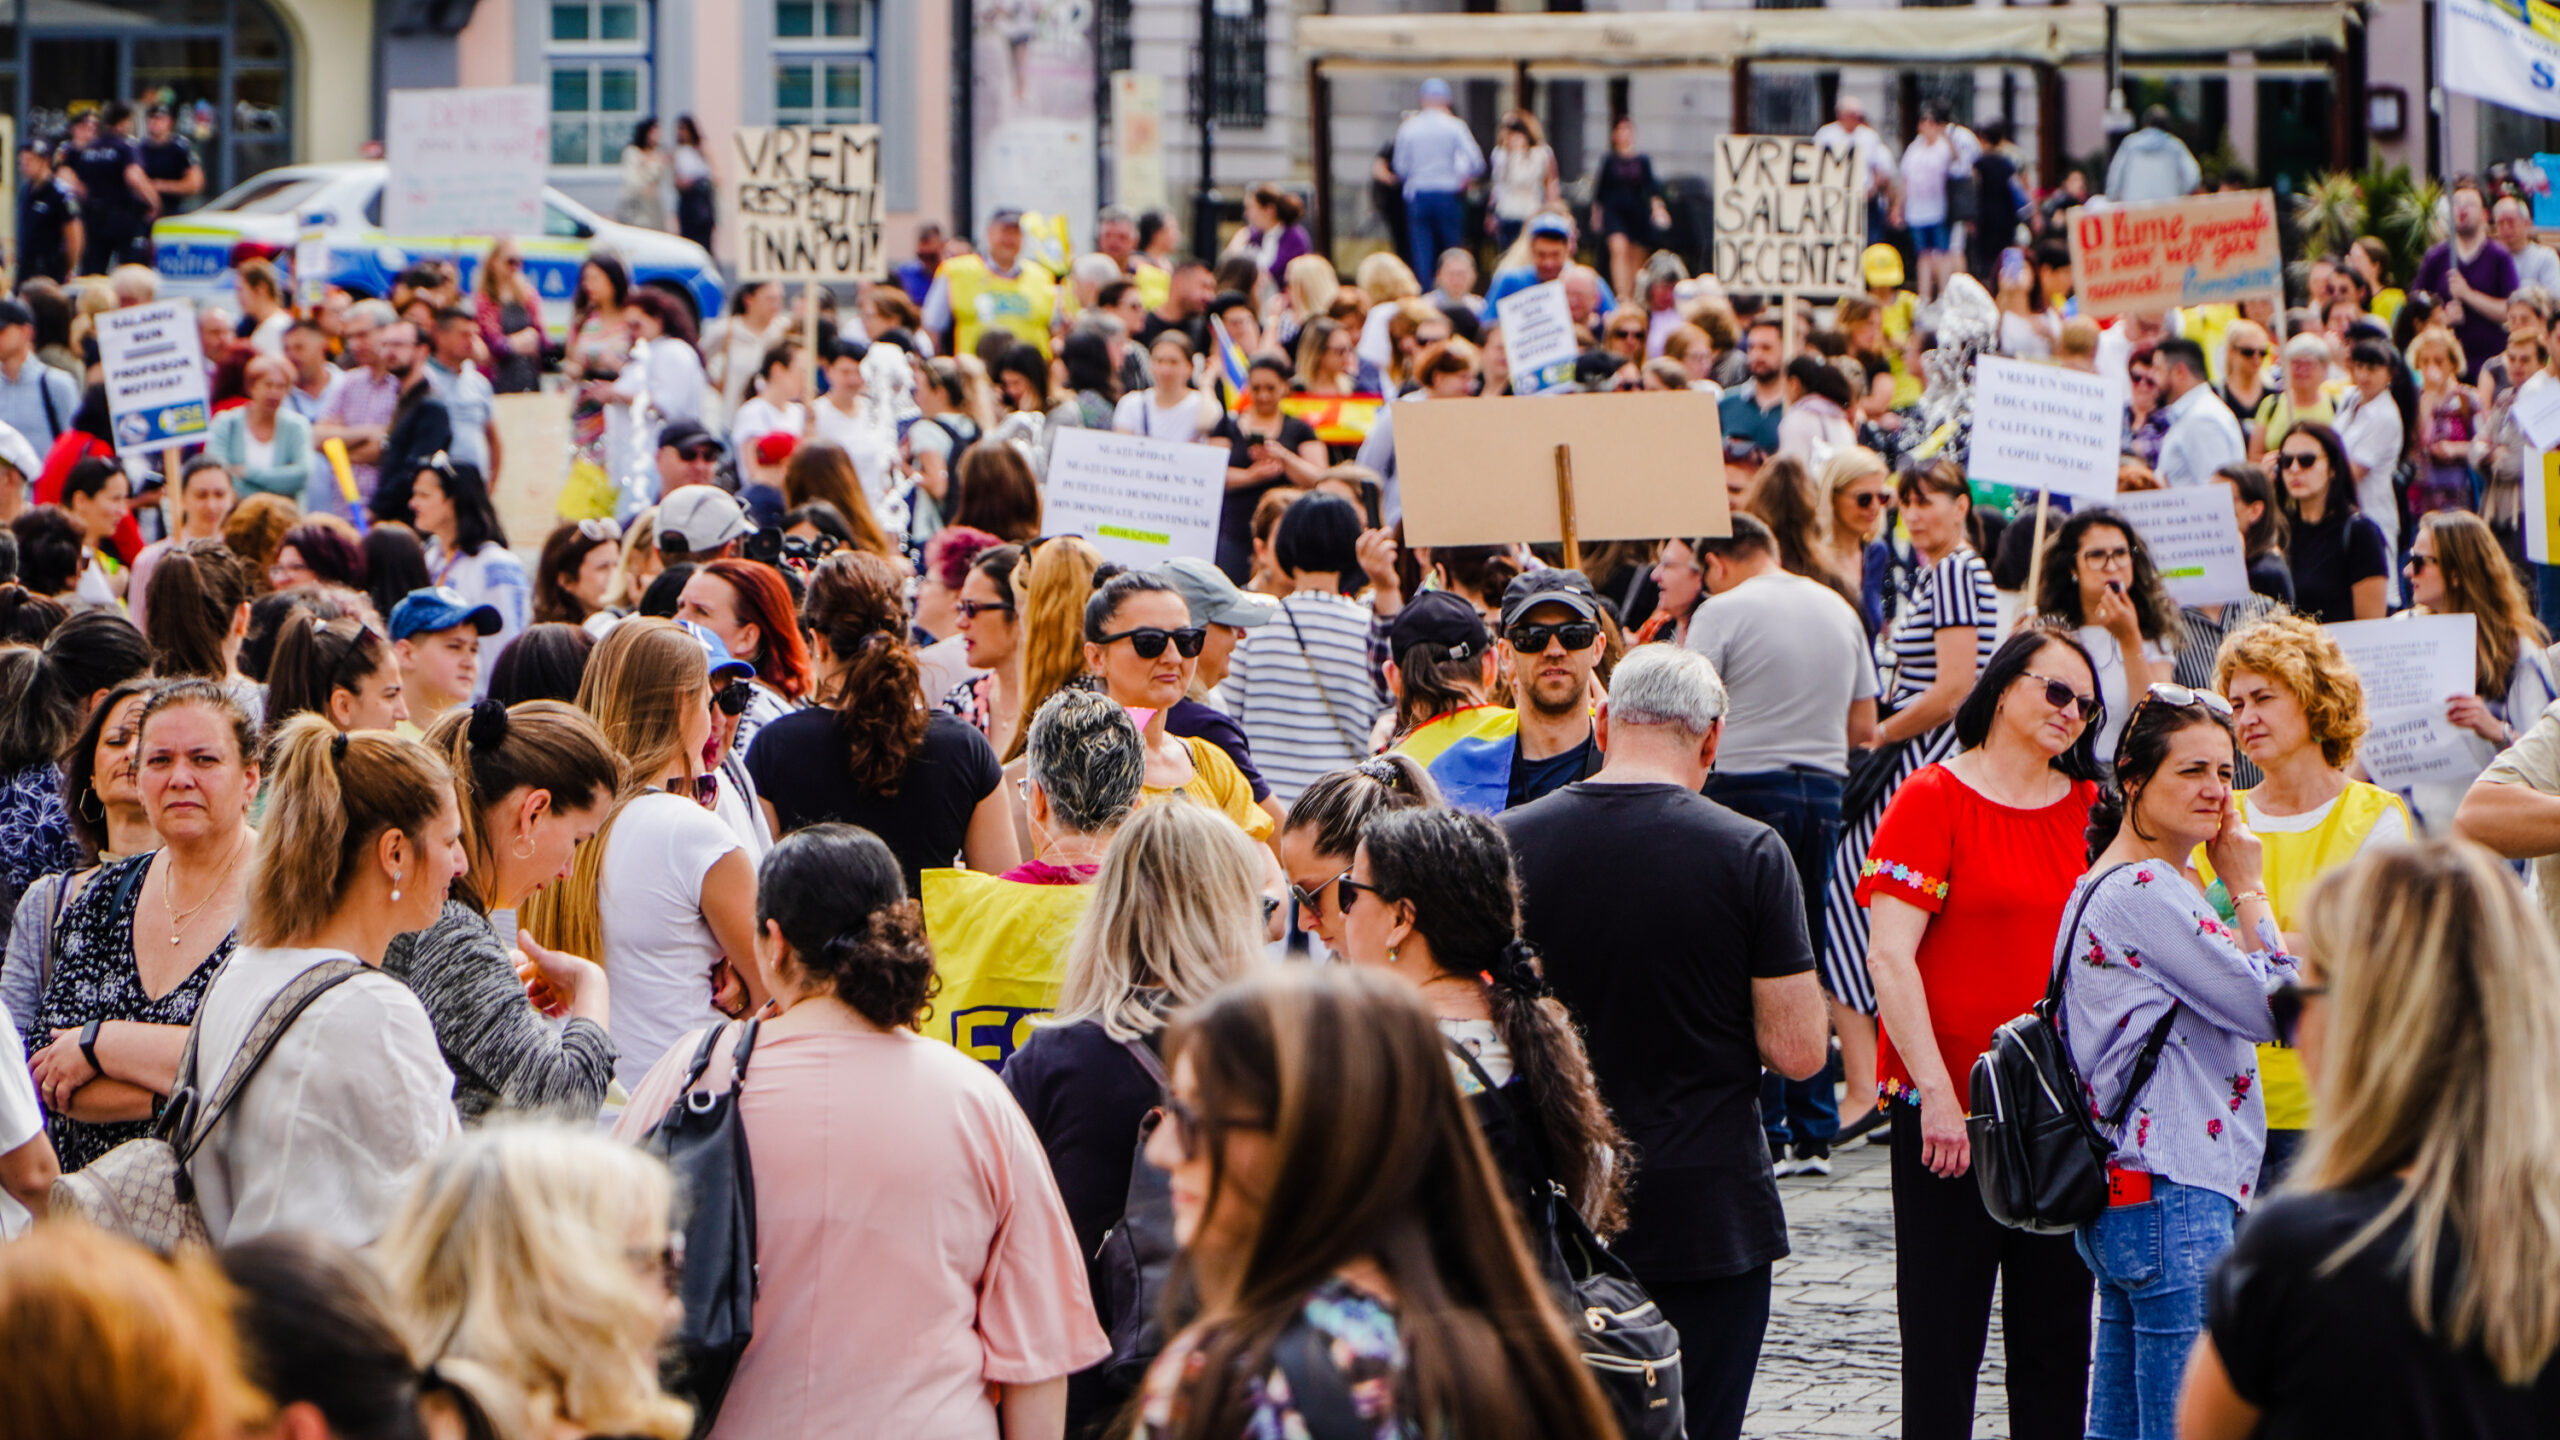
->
[803,550,926,795]
[758,823,938,1029]
[2032,507,2177,644]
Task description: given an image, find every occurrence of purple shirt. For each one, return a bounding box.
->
[2415,238,2519,382]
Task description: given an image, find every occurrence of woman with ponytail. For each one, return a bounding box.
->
[0,610,151,952]
[186,715,462,1246]
[745,549,1015,898]
[139,538,253,697]
[613,823,1106,1438]
[2062,684,2296,1437]
[1275,754,1440,954]
[383,699,623,1122]
[261,610,408,736]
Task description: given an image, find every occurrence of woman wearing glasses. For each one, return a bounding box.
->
[1856,626,2103,1440]
[1083,572,1272,842]
[408,456,527,691]
[2274,422,2390,624]
[2180,841,2560,1439]
[2032,508,2181,767]
[2064,686,2295,1440]
[615,823,1106,1438]
[2209,614,2408,1191]
[1818,447,1895,637]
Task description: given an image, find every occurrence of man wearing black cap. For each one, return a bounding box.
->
[1497,569,1608,810]
[655,419,729,499]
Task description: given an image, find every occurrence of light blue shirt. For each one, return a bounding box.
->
[0,358,78,453]
[2155,381,2245,488]
[425,359,494,475]
[1391,109,1485,198]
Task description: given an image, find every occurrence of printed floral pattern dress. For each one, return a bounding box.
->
[1140,1275,1418,1439]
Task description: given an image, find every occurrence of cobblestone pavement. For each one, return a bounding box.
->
[1743,1136,2013,1438]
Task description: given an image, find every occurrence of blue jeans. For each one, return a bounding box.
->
[1407,190,1467,277]
[1706,768,1843,1150]
[2073,1178,2237,1440]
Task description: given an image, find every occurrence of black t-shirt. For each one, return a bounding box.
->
[16,180,76,281]
[2247,549,2296,607]
[1213,412,1321,581]
[67,136,141,230]
[744,708,1001,897]
[2209,1179,2560,1437]
[139,135,194,186]
[1165,696,1270,803]
[1501,782,1814,1282]
[2284,508,2390,625]
[1506,730,1597,812]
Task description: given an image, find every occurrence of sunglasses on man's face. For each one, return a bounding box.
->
[2020,671,2102,722]
[1098,626,1207,660]
[1508,621,1599,654]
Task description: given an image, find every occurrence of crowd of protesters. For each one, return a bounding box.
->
[0,84,2558,1440]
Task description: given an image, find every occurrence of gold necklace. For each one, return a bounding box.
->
[160,832,248,947]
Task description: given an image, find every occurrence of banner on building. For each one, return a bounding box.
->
[2066,191,2281,319]
[1111,71,1167,214]
[1712,135,1863,295]
[2442,0,2560,122]
[384,87,547,238]
[973,0,1097,254]
[97,299,209,456]
[728,125,885,282]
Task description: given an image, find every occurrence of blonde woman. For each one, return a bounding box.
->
[1352,251,1422,372]
[524,619,760,1091]
[2179,840,2560,1437]
[378,1124,692,1440]
[473,237,547,394]
[1270,252,1340,353]
[2396,510,2555,831]
[1003,800,1270,1435]
[1819,446,1894,635]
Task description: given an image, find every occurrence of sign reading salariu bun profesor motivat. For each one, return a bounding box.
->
[96,300,210,456]
[729,125,886,282]
[2066,191,2282,319]
[1712,135,1864,294]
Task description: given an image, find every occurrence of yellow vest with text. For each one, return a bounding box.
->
[917,868,1091,1069]
[944,256,1057,359]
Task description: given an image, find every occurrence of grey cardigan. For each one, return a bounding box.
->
[383,900,615,1123]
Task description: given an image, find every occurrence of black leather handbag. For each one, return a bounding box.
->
[1969,866,2181,1234]
[637,1018,764,1436]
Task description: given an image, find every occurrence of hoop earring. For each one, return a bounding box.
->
[512,834,537,860]
[77,789,103,822]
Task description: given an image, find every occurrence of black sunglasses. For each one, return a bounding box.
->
[1290,867,1352,918]
[712,679,752,717]
[2020,671,2102,722]
[1160,1093,1271,1162]
[2267,978,2327,1048]
[2275,452,2324,470]
[1507,620,1599,653]
[663,773,718,808]
[956,598,1016,621]
[1097,625,1207,659]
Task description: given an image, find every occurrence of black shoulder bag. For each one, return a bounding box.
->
[1968,864,2182,1234]
[636,1018,764,1436]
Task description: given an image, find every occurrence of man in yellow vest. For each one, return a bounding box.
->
[925,206,1059,359]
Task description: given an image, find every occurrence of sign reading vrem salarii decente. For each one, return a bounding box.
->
[2067,191,2282,319]
[1712,136,1864,295]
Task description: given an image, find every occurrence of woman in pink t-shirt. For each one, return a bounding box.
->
[616,823,1107,1438]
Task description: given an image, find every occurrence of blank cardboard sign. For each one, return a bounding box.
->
[1394,392,1731,547]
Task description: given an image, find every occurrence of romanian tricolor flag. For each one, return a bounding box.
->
[1390,704,1522,815]
[1281,393,1387,447]
[1211,316,1251,411]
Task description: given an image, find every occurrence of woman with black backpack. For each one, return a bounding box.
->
[2062,685,2296,1440]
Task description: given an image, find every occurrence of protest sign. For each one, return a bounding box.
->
[2328,615,2479,789]
[2106,483,2252,607]
[1041,427,1225,569]
[1494,280,1577,394]
[1712,136,1863,294]
[95,300,209,456]
[2529,449,2560,565]
[1394,392,1729,549]
[1968,355,2122,499]
[2512,372,2560,452]
[2442,0,2560,123]
[384,87,547,237]
[2066,191,2281,319]
[729,125,885,282]
[1109,72,1167,212]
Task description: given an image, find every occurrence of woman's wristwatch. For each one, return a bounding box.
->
[78,1019,102,1077]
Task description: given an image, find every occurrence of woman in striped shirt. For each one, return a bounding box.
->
[1225,494,1393,807]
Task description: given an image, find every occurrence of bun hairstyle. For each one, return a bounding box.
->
[263,611,392,737]
[1279,754,1442,864]
[756,823,938,1029]
[143,539,252,680]
[424,698,623,913]
[802,550,925,794]
[0,584,67,645]
[2084,693,2238,862]
[244,715,454,947]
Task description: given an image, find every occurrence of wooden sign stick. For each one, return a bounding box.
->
[1554,443,1581,571]
[2022,487,2052,609]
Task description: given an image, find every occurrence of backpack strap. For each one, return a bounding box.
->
[2050,863,2187,1133]
[1273,1321,1368,1439]
[169,960,368,1168]
[1119,1033,1168,1089]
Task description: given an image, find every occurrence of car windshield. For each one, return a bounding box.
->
[201,174,331,215]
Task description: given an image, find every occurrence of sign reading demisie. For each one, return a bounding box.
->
[1712,136,1864,295]
[96,300,209,456]
[729,125,886,282]
[2067,190,2281,319]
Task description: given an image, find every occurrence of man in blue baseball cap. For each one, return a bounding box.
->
[1389,77,1484,278]
[1486,211,1615,318]
[389,586,501,728]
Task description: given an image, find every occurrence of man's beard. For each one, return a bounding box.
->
[1527,675,1584,719]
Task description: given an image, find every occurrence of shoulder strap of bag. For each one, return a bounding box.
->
[1444,1033,1505,1100]
[2042,863,2133,1012]
[174,959,367,1163]
[38,368,60,443]
[2049,863,2186,1131]
[1279,601,1372,757]
[1119,1034,1169,1089]
[1274,1320,1369,1439]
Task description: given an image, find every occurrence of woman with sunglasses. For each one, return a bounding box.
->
[2274,422,2390,624]
[1818,447,1895,637]
[1855,625,2103,1440]
[2182,841,2560,1438]
[2124,344,2172,467]
[1820,458,1997,1150]
[1276,755,1439,958]
[2394,512,2554,833]
[2209,614,2408,1191]
[1135,964,1621,1440]
[2032,508,2181,767]
[1083,572,1273,842]
[408,457,527,691]
[2063,685,2296,1440]
[615,822,1108,1438]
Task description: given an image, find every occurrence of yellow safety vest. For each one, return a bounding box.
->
[916,868,1091,1069]
[944,256,1057,359]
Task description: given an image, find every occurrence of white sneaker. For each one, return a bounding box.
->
[1792,1149,1834,1178]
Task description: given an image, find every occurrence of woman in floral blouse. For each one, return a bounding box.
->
[2063,684,2296,1440]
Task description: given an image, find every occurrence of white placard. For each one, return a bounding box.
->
[384,87,547,238]
[2327,615,2480,789]
[729,125,885,282]
[1494,280,1577,395]
[95,299,209,456]
[2106,483,2252,607]
[2512,373,2560,452]
[1712,135,1864,294]
[1967,355,2123,499]
[1041,426,1226,569]
[293,213,330,309]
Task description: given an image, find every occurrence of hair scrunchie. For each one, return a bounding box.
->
[330,731,350,765]
[1487,938,1551,999]
[466,697,511,752]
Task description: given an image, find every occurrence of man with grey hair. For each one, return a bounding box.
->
[1504,643,1829,1440]
[2494,194,2560,296]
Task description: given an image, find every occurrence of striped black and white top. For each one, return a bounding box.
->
[1884,548,1999,713]
[1228,591,1390,807]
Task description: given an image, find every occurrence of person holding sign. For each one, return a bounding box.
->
[2032,509,2182,766]
[2275,423,2390,624]
[2394,512,2556,832]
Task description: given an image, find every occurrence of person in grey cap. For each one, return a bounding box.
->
[1390,77,1485,277]
[1495,567,1608,810]
[653,484,752,562]
[1154,555,1283,823]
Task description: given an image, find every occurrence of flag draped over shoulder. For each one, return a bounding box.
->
[1390,705,1521,815]
[1281,393,1386,446]
[1211,316,1252,410]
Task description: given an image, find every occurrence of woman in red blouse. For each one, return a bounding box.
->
[1855,624,2103,1440]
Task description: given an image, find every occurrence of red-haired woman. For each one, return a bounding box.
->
[676,556,812,754]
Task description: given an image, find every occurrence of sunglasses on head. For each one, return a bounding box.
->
[1098,625,1207,659]
[2020,670,2102,722]
[712,679,752,717]
[1508,620,1599,653]
[2266,977,2326,1048]
[576,517,622,543]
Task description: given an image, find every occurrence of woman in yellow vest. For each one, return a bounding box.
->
[2210,614,2409,1190]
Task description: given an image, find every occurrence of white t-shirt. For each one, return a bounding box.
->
[809,398,897,505]
[2077,623,2184,765]
[731,395,807,457]
[598,790,744,1090]
[1440,1017,1515,1091]
[0,999,40,1236]
[186,947,457,1249]
[1685,569,1880,777]
[1112,390,1218,444]
[2334,388,2406,583]
[1900,134,1958,227]
[249,309,292,358]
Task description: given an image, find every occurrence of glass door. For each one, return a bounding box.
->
[27,36,115,141]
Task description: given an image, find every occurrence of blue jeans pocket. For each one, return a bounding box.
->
[2081,1198,2166,1293]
